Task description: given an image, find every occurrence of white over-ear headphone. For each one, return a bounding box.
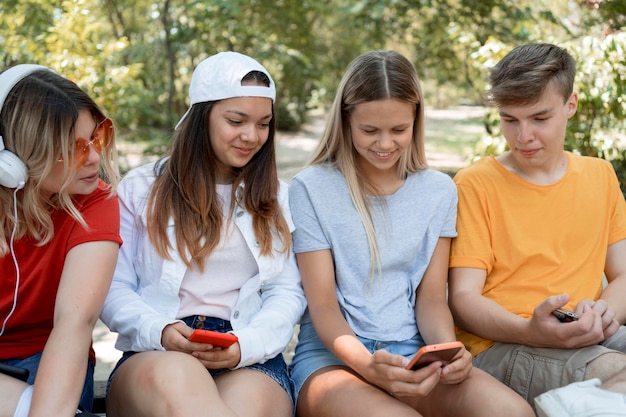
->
[0,64,52,189]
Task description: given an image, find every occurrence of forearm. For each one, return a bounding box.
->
[28,321,93,416]
[600,276,626,324]
[416,237,457,344]
[417,298,457,344]
[309,303,372,372]
[450,292,533,345]
[602,239,626,323]
[449,267,542,346]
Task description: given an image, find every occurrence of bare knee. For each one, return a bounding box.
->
[587,352,626,381]
[587,352,626,392]
[107,351,216,417]
[214,369,292,417]
[128,351,207,392]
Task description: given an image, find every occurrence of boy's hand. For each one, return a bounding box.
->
[530,295,606,348]
[576,298,620,339]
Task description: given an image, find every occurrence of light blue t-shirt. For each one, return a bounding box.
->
[289,163,457,341]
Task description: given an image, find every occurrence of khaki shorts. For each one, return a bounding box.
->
[473,326,626,404]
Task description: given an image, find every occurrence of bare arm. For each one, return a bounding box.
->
[448,267,606,349]
[416,238,471,384]
[415,238,457,343]
[572,238,626,340]
[28,240,118,417]
[296,250,372,370]
[601,239,626,325]
[297,250,440,397]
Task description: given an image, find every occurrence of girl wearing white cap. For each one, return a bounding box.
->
[101,51,306,417]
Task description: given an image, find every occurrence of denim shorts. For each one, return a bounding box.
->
[289,320,426,400]
[474,325,626,405]
[108,315,294,407]
[1,351,95,411]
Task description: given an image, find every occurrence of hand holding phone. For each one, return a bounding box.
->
[188,329,238,348]
[405,341,464,371]
[552,308,580,322]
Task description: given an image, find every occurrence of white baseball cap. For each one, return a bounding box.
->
[175,51,276,129]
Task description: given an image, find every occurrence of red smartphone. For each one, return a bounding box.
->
[405,341,464,370]
[188,329,238,348]
[552,308,580,322]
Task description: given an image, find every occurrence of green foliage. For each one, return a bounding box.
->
[567,33,626,152]
[0,0,624,188]
[568,32,626,195]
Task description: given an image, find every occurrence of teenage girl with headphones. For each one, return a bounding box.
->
[0,65,121,417]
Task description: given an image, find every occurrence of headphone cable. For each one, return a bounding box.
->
[0,187,21,336]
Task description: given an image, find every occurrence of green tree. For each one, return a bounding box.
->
[1,0,624,187]
[469,2,626,195]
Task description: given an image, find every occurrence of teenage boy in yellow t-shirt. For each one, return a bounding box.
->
[449,42,626,417]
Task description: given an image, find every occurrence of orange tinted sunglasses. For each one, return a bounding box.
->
[69,117,113,166]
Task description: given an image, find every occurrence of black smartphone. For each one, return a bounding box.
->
[0,363,29,382]
[552,308,580,323]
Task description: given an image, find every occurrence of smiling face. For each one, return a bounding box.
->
[349,98,415,182]
[40,110,102,196]
[208,94,273,183]
[498,83,578,174]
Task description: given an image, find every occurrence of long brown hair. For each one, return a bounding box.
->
[146,71,291,271]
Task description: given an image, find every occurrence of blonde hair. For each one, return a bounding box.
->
[309,50,427,280]
[0,69,119,256]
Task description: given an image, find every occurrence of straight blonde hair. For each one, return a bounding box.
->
[309,50,427,281]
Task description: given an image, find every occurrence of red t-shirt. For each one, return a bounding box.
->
[1,180,122,362]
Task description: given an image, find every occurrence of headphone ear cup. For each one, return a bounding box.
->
[0,149,28,189]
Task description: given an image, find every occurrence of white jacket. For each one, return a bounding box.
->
[101,162,306,368]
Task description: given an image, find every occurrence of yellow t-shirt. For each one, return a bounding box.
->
[450,152,626,356]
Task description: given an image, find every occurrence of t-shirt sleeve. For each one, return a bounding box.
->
[442,177,458,238]
[449,170,493,271]
[289,176,331,254]
[66,183,122,250]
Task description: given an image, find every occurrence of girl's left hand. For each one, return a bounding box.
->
[438,347,472,384]
[190,343,241,369]
[161,322,242,369]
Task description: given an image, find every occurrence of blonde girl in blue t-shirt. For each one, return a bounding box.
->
[287,50,534,417]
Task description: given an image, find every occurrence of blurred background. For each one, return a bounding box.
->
[1,0,624,189]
